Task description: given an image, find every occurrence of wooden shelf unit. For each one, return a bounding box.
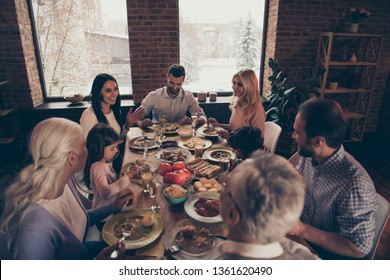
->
[316,32,383,142]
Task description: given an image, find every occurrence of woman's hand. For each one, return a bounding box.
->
[113,188,134,209]
[125,107,145,129]
[95,241,126,260]
[208,117,219,127]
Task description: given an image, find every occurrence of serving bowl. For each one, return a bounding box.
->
[64,94,84,104]
[177,127,193,140]
[163,184,190,205]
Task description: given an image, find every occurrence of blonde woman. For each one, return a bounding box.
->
[208,69,265,139]
[0,118,133,259]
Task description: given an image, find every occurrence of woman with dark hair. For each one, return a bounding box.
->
[80,73,144,173]
[80,73,144,140]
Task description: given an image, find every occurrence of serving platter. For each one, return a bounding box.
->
[203,147,236,163]
[184,192,222,223]
[164,219,225,260]
[102,209,163,250]
[129,136,158,150]
[177,137,212,151]
[156,147,192,163]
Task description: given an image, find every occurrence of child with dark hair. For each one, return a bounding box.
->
[84,124,139,210]
[227,126,264,160]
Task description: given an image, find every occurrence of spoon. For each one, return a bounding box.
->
[110,232,130,258]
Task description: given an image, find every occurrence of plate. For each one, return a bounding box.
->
[121,160,158,175]
[203,147,236,163]
[102,209,163,250]
[129,136,158,150]
[177,137,212,151]
[163,123,180,134]
[197,126,223,138]
[184,192,222,223]
[164,219,225,260]
[156,147,192,163]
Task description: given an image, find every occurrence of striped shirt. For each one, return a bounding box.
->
[297,146,377,257]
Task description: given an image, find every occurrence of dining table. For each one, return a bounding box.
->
[111,124,229,259]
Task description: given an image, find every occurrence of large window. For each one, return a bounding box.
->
[179,0,266,93]
[30,0,131,97]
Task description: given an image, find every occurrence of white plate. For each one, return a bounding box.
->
[203,147,236,163]
[177,137,212,151]
[164,218,225,260]
[155,147,192,163]
[184,192,222,223]
[197,126,223,138]
[129,136,158,150]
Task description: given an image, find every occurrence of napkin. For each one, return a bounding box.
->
[135,235,165,257]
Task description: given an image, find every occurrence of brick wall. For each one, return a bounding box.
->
[263,0,390,134]
[0,0,42,108]
[127,0,179,104]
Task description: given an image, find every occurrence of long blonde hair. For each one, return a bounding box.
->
[0,118,83,229]
[230,69,261,113]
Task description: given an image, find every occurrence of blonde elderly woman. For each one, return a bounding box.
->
[208,69,265,139]
[0,118,133,260]
[217,150,319,259]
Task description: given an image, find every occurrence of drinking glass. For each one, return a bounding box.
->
[141,172,153,194]
[219,154,231,173]
[148,179,160,212]
[191,113,198,136]
[159,115,167,132]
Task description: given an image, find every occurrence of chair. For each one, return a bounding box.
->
[288,152,301,167]
[363,193,390,259]
[263,121,282,153]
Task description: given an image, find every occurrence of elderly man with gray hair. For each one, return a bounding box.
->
[217,150,319,260]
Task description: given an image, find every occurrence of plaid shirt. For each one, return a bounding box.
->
[297,146,377,256]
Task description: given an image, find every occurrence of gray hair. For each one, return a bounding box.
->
[226,150,305,243]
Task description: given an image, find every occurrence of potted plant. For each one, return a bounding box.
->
[264,58,317,157]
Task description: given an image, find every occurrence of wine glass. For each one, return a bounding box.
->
[154,125,163,149]
[191,113,198,136]
[148,179,160,212]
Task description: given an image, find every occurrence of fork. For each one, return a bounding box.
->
[110,232,130,258]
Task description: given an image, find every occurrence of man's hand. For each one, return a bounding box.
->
[140,118,153,128]
[196,117,206,126]
[288,220,305,236]
[179,117,192,126]
[113,188,134,209]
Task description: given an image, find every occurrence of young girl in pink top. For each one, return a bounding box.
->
[208,69,265,139]
[84,124,139,210]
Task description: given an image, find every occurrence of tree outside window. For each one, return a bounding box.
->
[31,0,132,97]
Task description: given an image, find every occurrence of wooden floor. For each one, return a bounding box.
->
[344,133,390,260]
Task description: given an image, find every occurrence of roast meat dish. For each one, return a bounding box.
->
[194,197,220,217]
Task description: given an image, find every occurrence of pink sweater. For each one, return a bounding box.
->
[229,103,265,135]
[90,161,130,209]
